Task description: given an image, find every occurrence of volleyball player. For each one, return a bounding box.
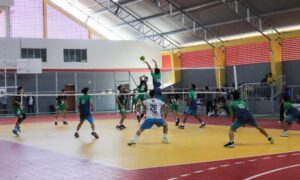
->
[280,96,300,137]
[135,75,148,123]
[179,84,206,129]
[54,89,68,126]
[224,90,274,148]
[116,84,127,130]
[74,87,99,139]
[168,86,180,126]
[144,59,162,99]
[128,90,169,145]
[12,86,27,136]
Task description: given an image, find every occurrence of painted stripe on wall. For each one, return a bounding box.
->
[181,49,214,68]
[283,37,300,61]
[226,42,270,66]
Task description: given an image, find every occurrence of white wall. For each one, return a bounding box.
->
[0,38,161,70]
[0,0,14,7]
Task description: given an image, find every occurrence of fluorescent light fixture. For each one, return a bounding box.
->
[181,24,300,47]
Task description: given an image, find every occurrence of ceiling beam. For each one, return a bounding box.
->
[149,0,224,48]
[92,0,144,16]
[114,0,221,29]
[95,0,180,50]
[142,6,300,38]
[221,0,280,40]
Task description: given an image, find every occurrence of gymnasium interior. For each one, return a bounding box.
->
[1,0,300,179]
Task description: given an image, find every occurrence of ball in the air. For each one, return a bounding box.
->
[140,56,145,61]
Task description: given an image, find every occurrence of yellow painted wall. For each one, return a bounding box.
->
[270,39,283,78]
[213,47,226,88]
[171,52,182,84]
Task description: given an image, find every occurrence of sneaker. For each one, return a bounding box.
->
[16,126,21,132]
[280,131,288,137]
[63,121,68,125]
[120,125,126,129]
[74,132,79,138]
[162,137,169,144]
[54,121,58,126]
[128,140,136,146]
[91,132,99,139]
[268,137,274,144]
[224,141,235,148]
[12,129,19,136]
[175,120,179,126]
[179,125,185,129]
[116,125,121,130]
[200,123,206,128]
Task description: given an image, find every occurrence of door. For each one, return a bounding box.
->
[64,84,75,112]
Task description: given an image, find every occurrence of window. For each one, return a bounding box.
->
[63,49,87,62]
[21,48,47,62]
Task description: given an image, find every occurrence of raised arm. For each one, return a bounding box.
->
[144,61,153,73]
[152,59,158,69]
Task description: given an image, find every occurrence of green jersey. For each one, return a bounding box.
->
[118,94,127,106]
[136,83,148,93]
[151,72,161,89]
[284,101,295,114]
[188,90,197,109]
[228,100,250,118]
[13,95,22,109]
[77,95,92,113]
[56,96,67,105]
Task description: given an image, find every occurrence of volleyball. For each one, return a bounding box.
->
[140,56,145,61]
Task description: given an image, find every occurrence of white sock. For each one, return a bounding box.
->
[163,133,168,139]
[131,135,139,142]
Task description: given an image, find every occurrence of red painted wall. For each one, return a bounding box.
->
[162,55,172,70]
[226,42,270,66]
[283,38,300,61]
[181,49,214,68]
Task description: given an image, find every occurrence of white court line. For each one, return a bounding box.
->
[261,157,272,160]
[194,170,204,173]
[243,164,300,180]
[132,150,300,170]
[220,164,231,167]
[291,153,300,156]
[180,174,191,177]
[235,162,245,164]
[248,159,257,162]
[207,167,218,170]
[276,155,287,158]
[167,178,178,180]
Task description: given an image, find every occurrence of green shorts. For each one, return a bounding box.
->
[136,94,147,102]
[14,108,26,119]
[56,104,66,111]
[118,105,126,115]
[170,104,179,112]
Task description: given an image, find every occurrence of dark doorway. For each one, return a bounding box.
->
[64,84,75,112]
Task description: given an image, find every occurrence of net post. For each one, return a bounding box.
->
[233,65,238,90]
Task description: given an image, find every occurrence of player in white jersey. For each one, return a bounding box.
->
[128,90,169,146]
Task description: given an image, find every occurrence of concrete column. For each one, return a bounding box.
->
[269,38,283,78]
[213,47,226,88]
[5,7,10,37]
[43,0,48,38]
[170,52,182,84]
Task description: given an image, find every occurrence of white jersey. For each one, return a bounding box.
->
[143,98,165,119]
